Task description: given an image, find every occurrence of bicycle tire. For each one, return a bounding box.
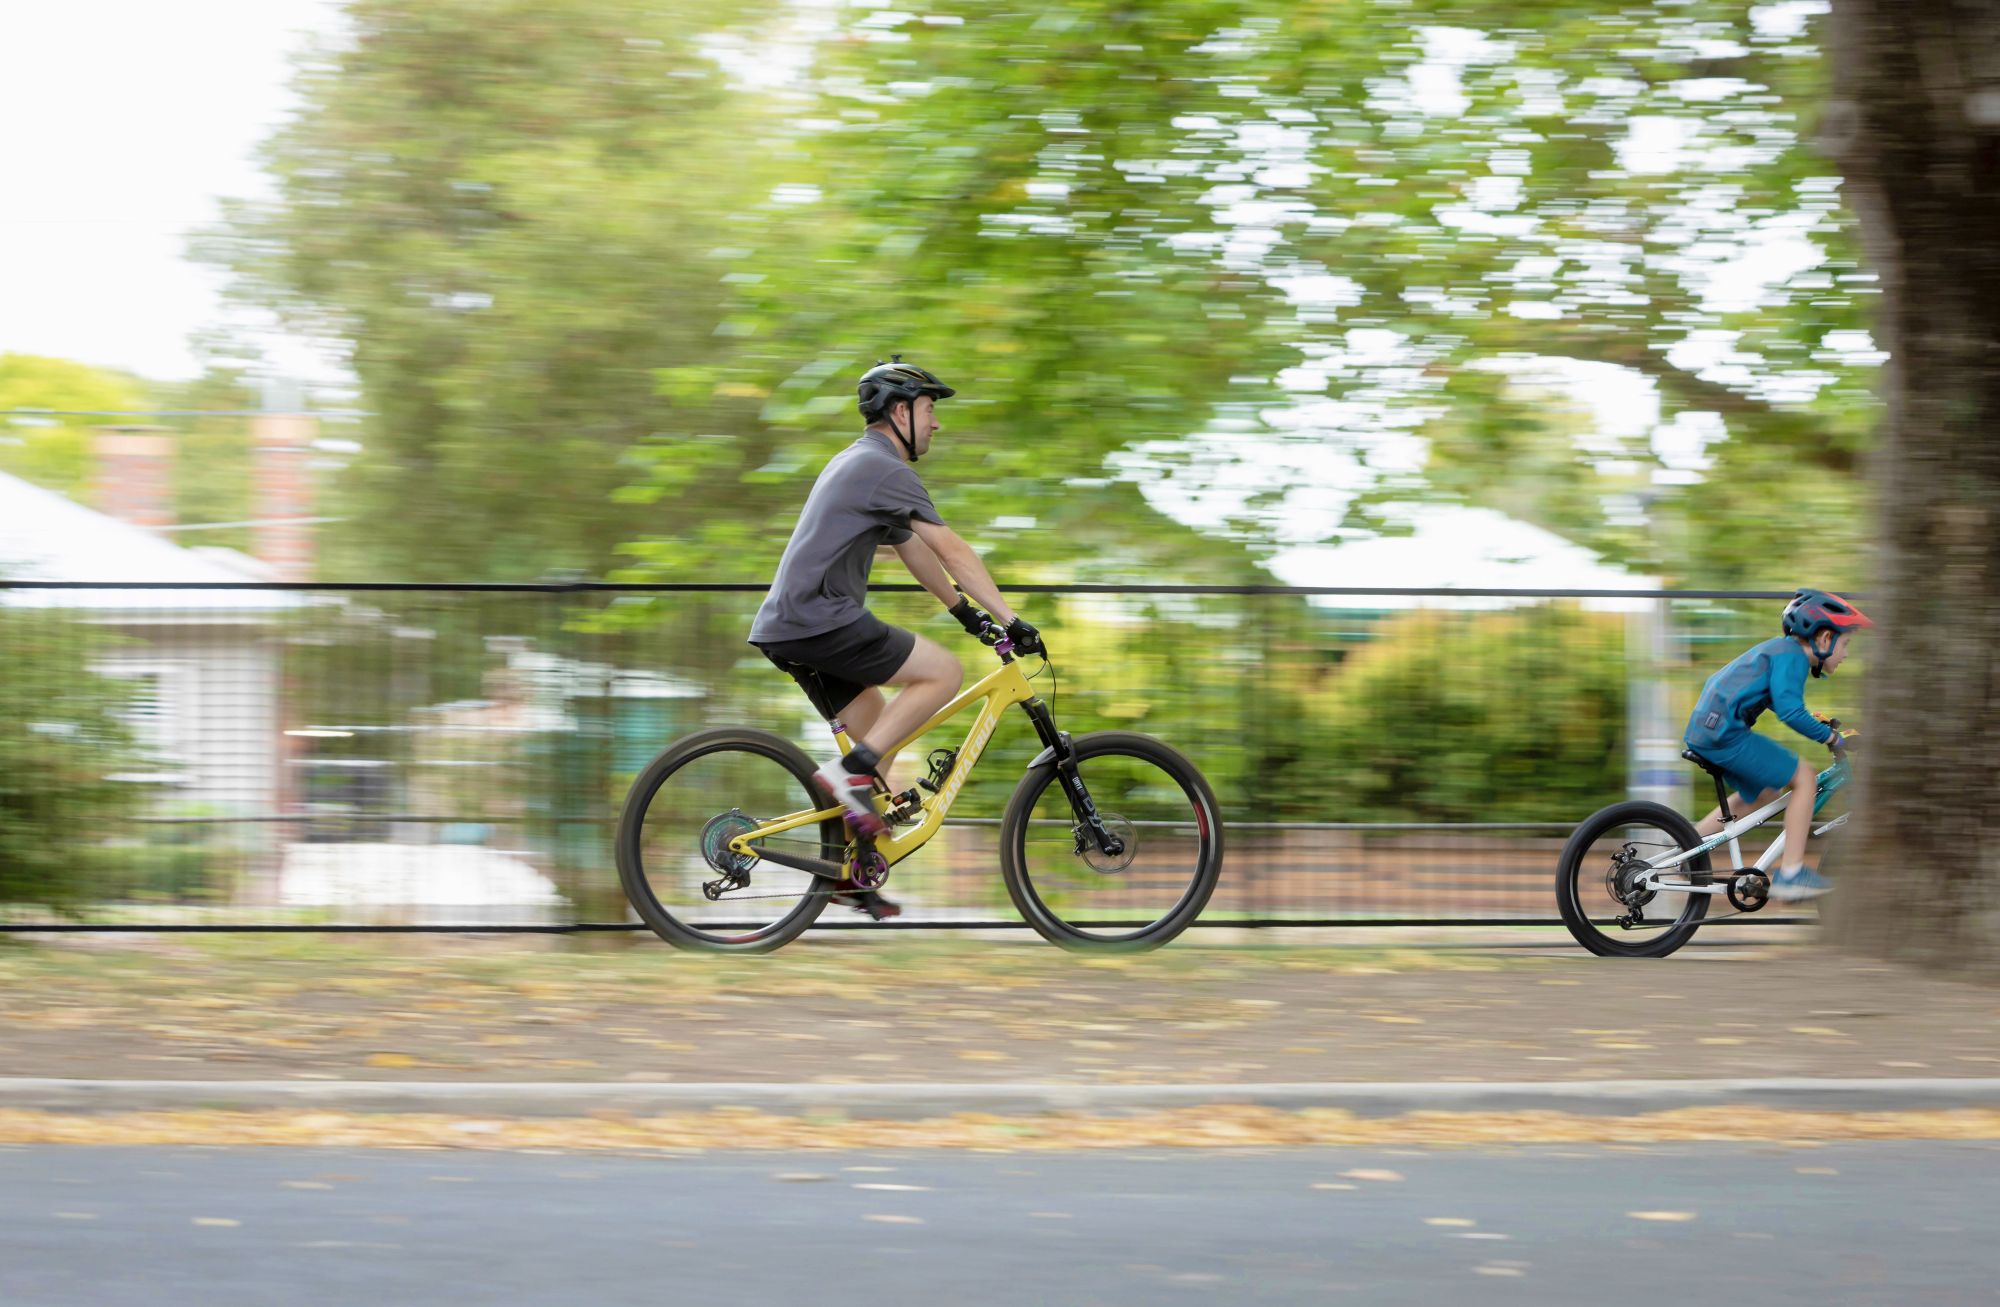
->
[616,727,838,953]
[1555,800,1710,958]
[999,731,1223,952]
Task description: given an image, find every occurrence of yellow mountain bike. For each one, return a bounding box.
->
[616,629,1223,953]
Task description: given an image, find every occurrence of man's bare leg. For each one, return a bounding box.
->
[856,635,962,765]
[835,686,911,782]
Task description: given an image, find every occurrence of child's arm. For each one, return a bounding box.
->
[1772,654,1836,746]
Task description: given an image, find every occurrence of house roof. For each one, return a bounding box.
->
[0,468,294,612]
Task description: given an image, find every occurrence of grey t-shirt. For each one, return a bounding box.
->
[748,430,945,644]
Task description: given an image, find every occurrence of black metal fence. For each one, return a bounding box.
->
[0,583,1850,932]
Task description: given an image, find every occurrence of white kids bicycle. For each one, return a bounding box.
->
[1555,720,1855,958]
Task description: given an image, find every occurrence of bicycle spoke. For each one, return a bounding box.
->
[1556,806,1710,958]
[623,738,839,948]
[1008,741,1218,946]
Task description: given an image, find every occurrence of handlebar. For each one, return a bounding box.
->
[977,620,1017,661]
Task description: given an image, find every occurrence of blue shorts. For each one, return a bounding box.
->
[1689,734,1802,804]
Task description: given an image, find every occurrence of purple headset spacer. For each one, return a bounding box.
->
[993,635,1016,656]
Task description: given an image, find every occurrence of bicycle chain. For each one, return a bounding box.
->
[700,840,884,903]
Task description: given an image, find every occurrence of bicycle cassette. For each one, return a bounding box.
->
[701,809,758,876]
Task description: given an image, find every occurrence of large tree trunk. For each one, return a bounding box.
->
[1826,2,2000,973]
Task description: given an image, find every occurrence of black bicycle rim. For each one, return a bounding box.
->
[623,739,839,949]
[1008,744,1219,946]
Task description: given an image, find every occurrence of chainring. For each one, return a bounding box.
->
[701,808,759,876]
[848,850,890,890]
[1727,871,1770,913]
[1078,814,1138,874]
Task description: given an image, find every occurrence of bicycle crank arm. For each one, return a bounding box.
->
[751,846,848,882]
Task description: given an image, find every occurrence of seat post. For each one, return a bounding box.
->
[1714,775,1732,823]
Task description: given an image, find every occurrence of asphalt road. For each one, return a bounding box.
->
[4,1142,1995,1305]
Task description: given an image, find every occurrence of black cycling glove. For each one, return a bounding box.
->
[1005,616,1046,657]
[947,596,990,637]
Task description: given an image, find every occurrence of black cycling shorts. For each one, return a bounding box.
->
[754,612,917,720]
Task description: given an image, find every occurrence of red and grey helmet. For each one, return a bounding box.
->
[1782,588,1872,671]
[857,356,954,463]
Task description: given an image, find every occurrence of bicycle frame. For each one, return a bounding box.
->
[726,655,1045,871]
[1638,753,1852,890]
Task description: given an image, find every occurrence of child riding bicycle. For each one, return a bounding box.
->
[1683,588,1871,901]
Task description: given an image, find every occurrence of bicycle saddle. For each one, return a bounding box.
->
[1680,748,1725,778]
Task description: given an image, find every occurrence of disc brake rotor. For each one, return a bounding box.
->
[1605,847,1656,908]
[1077,813,1138,874]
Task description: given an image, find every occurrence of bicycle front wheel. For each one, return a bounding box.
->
[616,727,840,953]
[1000,731,1222,951]
[1555,800,1710,958]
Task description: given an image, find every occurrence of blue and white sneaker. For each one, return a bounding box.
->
[1769,866,1833,901]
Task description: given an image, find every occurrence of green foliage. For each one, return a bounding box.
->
[146,368,261,552]
[616,0,1878,588]
[0,609,144,911]
[0,354,146,498]
[1283,606,1628,821]
[208,0,1876,593]
[203,0,799,581]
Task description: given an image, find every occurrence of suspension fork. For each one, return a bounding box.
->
[1020,698,1125,857]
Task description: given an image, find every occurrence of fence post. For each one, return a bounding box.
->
[1626,595,1682,810]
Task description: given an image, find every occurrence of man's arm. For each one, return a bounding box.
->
[892,534,960,608]
[910,519,1018,626]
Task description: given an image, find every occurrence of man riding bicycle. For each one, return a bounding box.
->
[748,358,1044,917]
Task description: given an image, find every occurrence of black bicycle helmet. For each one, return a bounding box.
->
[857,356,954,463]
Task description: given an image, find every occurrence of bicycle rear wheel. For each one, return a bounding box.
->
[616,728,840,953]
[999,731,1222,951]
[1555,800,1710,958]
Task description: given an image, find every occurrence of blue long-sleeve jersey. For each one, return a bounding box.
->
[1685,636,1835,752]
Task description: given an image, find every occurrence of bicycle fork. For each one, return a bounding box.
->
[1021,698,1125,859]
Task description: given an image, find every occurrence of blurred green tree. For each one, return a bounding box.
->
[0,609,143,912]
[619,0,1878,590]
[203,0,799,580]
[1281,605,1628,822]
[159,371,256,546]
[208,1,1879,591]
[0,354,146,499]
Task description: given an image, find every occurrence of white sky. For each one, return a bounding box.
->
[0,0,345,382]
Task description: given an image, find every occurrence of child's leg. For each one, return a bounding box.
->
[1777,758,1818,874]
[1694,788,1779,839]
